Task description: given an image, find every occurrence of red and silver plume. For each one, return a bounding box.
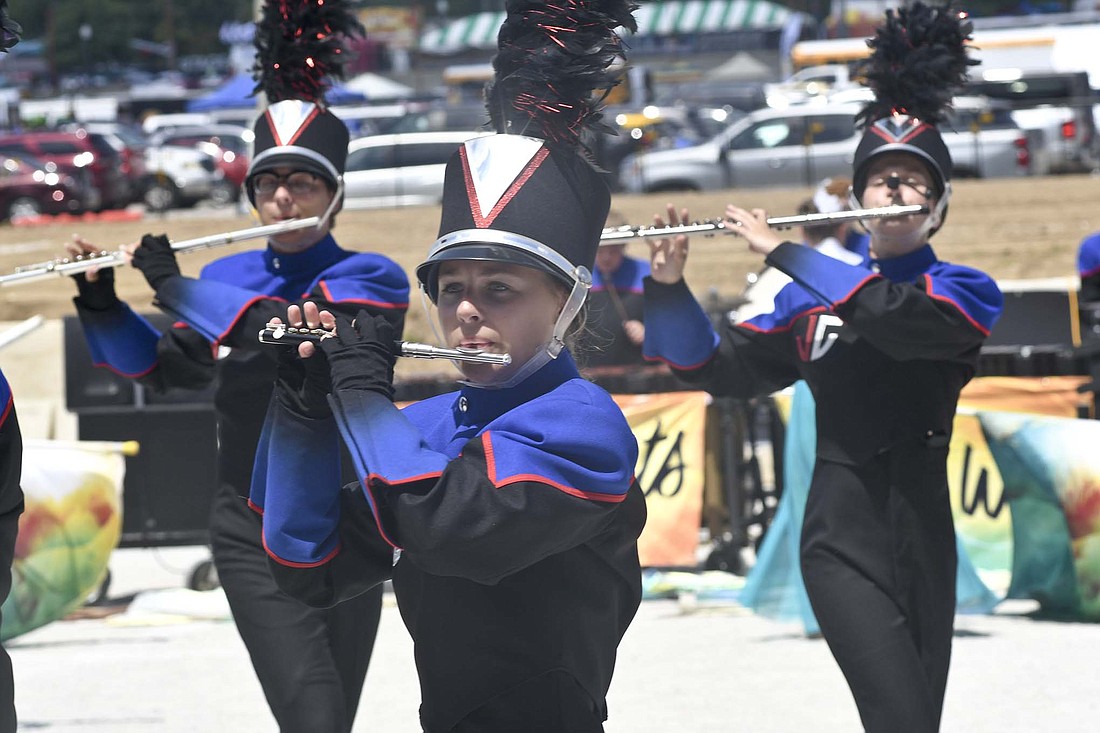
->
[252,0,365,105]
[855,1,977,129]
[486,0,639,152]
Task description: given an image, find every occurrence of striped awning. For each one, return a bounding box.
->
[418,1,804,55]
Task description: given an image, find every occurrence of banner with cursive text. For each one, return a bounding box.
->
[613,392,709,568]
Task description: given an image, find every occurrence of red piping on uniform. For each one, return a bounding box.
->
[482,432,628,503]
[922,274,992,336]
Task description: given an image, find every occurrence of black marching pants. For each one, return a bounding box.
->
[210,484,382,733]
[800,453,956,733]
[450,670,605,733]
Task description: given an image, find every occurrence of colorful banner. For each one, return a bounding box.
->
[746,376,1100,627]
[1,440,128,641]
[978,411,1100,619]
[613,392,709,568]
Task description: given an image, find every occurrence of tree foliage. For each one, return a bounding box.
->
[7,0,253,72]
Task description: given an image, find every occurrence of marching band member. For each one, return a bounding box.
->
[643,4,1003,730]
[250,2,645,730]
[63,3,406,730]
[0,367,23,733]
[583,210,650,368]
[1,8,25,731]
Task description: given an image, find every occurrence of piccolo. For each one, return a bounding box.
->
[258,323,513,365]
[599,204,928,243]
[0,216,321,287]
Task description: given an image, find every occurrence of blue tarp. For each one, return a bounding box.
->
[186,73,367,112]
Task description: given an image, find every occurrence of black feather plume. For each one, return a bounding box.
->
[485,0,638,150]
[252,0,365,105]
[0,0,22,54]
[855,1,977,128]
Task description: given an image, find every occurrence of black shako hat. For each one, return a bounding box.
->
[850,1,977,208]
[852,116,953,200]
[245,0,363,205]
[417,136,611,300]
[416,0,638,301]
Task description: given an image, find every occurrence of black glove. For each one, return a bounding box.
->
[274,343,333,420]
[131,233,180,291]
[319,310,397,399]
[71,266,119,311]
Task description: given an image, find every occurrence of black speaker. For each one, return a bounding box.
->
[65,313,220,546]
[78,406,218,547]
[984,288,1078,349]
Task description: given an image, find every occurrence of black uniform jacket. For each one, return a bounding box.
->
[251,351,646,731]
[644,243,1004,466]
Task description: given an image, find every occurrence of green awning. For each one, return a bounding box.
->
[418,1,805,55]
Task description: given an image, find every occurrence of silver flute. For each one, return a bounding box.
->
[258,323,513,365]
[0,216,322,287]
[598,204,928,243]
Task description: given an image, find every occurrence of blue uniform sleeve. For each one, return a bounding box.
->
[642,277,720,369]
[1,369,23,518]
[74,301,162,377]
[1077,232,1100,278]
[250,396,394,608]
[768,242,1003,361]
[643,276,802,398]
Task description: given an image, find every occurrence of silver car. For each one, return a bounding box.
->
[343,131,489,209]
[619,100,1032,193]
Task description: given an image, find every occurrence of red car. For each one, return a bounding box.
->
[0,130,130,211]
[151,125,253,204]
[0,153,86,221]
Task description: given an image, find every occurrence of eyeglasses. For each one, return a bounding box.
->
[251,171,324,197]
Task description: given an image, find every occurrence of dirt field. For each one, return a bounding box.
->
[1,173,1098,392]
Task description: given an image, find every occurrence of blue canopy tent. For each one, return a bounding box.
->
[186,73,367,112]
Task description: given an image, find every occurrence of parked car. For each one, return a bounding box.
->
[0,154,85,220]
[595,106,715,191]
[379,103,491,135]
[343,131,488,209]
[966,70,1097,174]
[61,122,149,205]
[150,125,253,205]
[618,99,1032,194]
[0,130,131,211]
[141,144,222,212]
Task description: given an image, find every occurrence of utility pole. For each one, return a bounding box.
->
[253,0,265,111]
[44,3,58,90]
[162,0,178,70]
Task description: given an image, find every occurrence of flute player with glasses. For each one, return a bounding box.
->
[61,2,406,730]
[643,4,1004,730]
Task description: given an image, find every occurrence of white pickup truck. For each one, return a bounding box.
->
[967,70,1097,175]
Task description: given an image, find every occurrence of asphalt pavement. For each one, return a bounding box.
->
[8,546,1100,732]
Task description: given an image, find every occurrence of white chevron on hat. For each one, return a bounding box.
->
[266,100,320,146]
[464,135,545,220]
